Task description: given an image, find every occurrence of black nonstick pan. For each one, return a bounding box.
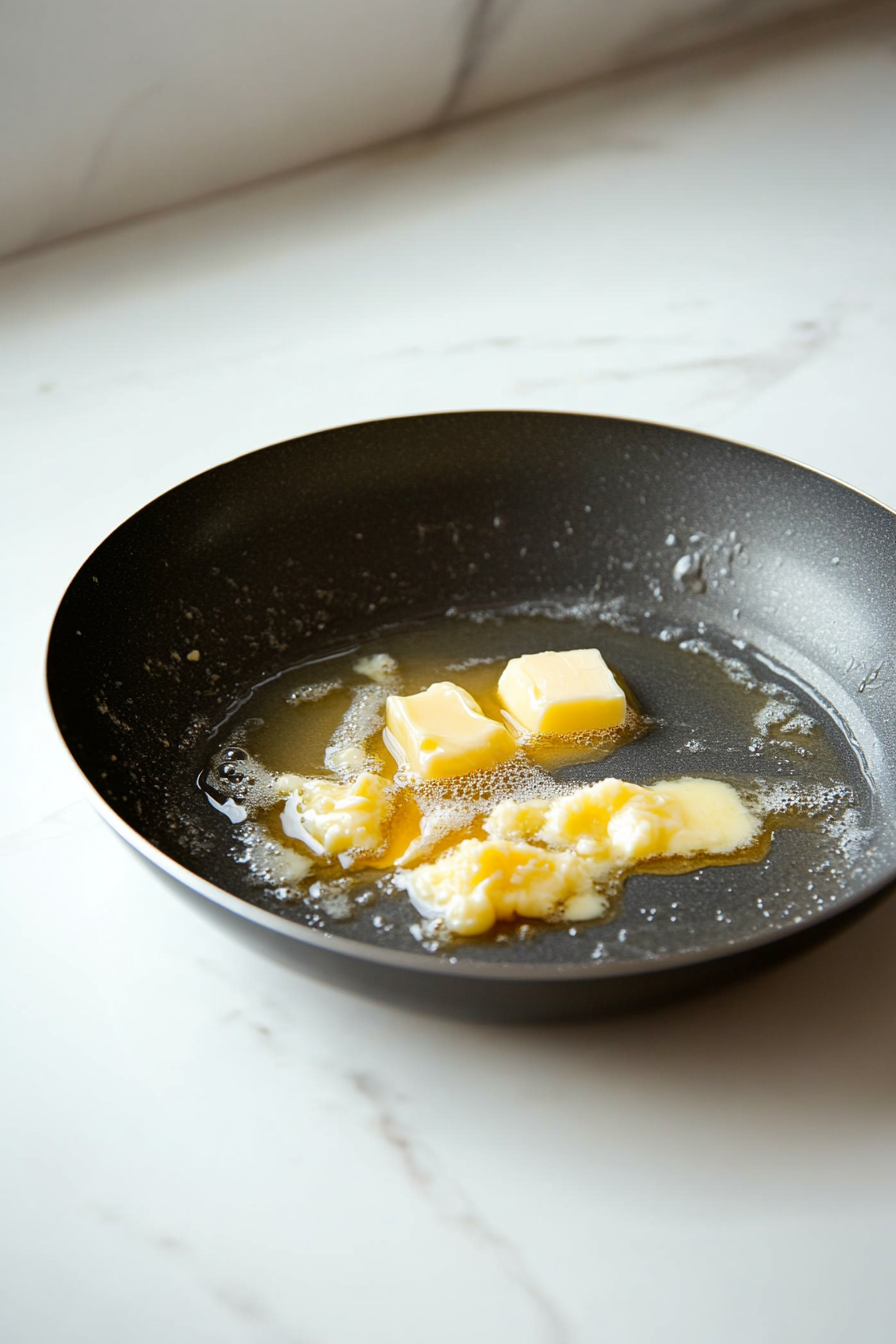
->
[47,412,896,1020]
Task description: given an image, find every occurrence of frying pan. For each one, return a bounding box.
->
[47,412,896,1020]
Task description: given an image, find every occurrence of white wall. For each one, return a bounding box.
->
[0,0,834,258]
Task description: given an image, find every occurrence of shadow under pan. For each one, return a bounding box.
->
[47,412,896,1020]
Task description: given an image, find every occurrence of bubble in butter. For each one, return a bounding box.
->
[397,776,759,935]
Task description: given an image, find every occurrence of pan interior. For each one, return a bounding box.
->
[197,606,885,968]
[46,413,896,974]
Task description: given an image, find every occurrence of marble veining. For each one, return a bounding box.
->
[377,308,847,420]
[615,0,826,68]
[88,1204,310,1342]
[434,0,524,123]
[61,79,172,241]
[511,308,846,412]
[0,0,836,258]
[350,1070,570,1343]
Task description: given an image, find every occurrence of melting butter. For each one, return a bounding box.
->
[487,777,758,861]
[280,771,391,866]
[398,777,760,935]
[396,839,610,936]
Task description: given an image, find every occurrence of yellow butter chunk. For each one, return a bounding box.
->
[616,777,760,860]
[486,776,759,863]
[400,775,759,934]
[384,681,516,780]
[487,777,647,858]
[397,838,610,936]
[497,647,626,735]
[281,771,390,863]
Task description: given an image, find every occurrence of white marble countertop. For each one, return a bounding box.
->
[1,0,831,255]
[2,8,895,1342]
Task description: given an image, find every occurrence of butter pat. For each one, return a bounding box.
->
[487,777,646,858]
[384,681,515,780]
[497,647,626,735]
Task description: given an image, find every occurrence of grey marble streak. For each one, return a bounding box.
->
[434,0,524,123]
[88,1204,310,1342]
[25,79,171,255]
[380,310,845,415]
[512,310,846,406]
[205,962,570,1338]
[0,0,838,259]
[350,1070,570,1344]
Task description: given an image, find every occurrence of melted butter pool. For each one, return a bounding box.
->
[201,612,872,963]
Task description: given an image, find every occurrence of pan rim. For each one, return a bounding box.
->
[46,410,896,982]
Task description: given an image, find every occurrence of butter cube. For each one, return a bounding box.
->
[497,647,626,735]
[384,681,516,780]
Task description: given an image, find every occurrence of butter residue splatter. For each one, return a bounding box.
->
[354,653,399,686]
[323,684,390,777]
[287,679,342,705]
